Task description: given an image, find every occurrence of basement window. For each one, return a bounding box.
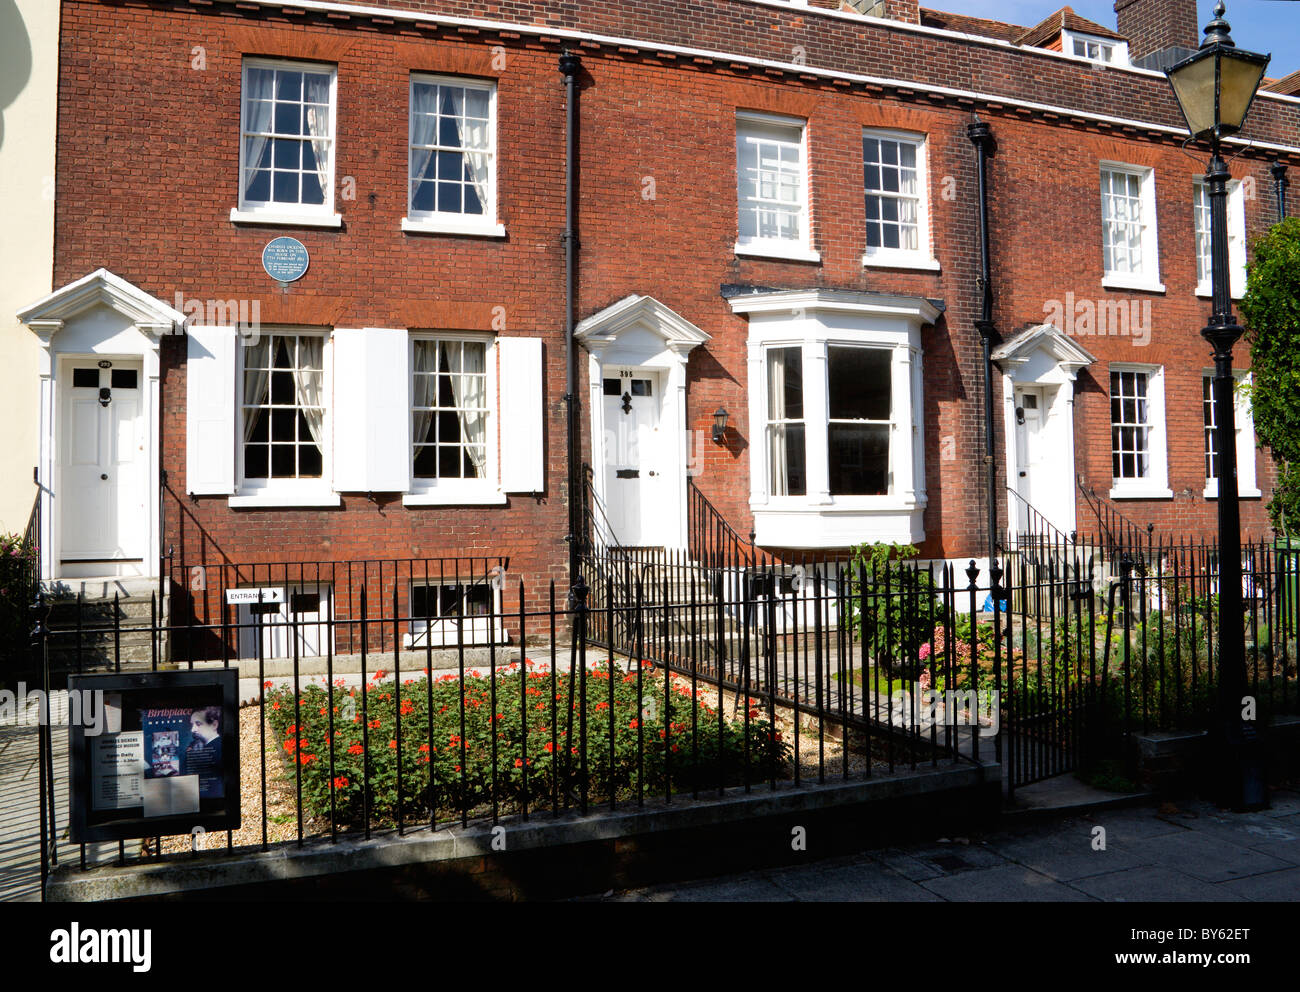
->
[407,581,503,647]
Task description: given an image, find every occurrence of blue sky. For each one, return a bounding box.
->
[936,0,1299,79]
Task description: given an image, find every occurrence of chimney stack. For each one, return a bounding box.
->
[1115,0,1200,68]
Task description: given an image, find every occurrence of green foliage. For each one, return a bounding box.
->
[848,542,939,679]
[265,661,788,827]
[1242,216,1300,532]
[0,533,37,665]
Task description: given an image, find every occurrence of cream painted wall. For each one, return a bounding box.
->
[0,0,58,533]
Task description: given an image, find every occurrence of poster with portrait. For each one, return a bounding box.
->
[69,670,240,843]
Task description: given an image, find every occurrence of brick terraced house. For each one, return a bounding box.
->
[14,0,1298,655]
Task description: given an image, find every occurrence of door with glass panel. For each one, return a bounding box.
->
[601,368,661,546]
[59,359,148,576]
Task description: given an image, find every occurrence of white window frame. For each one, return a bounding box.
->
[1203,370,1260,499]
[403,331,503,505]
[231,328,340,508]
[1100,163,1165,294]
[733,291,934,548]
[401,74,505,238]
[734,111,820,264]
[1062,30,1129,67]
[1108,363,1171,500]
[404,579,505,648]
[231,58,342,228]
[861,128,940,272]
[1194,179,1247,300]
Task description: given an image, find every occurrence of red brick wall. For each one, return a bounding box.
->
[1115,0,1200,62]
[54,0,1286,600]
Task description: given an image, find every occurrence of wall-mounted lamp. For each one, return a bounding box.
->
[712,407,729,443]
[1015,406,1025,426]
[99,387,111,408]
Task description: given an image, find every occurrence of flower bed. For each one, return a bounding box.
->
[265,660,788,828]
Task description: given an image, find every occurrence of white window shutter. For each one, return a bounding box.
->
[185,325,237,495]
[498,337,545,493]
[332,328,410,493]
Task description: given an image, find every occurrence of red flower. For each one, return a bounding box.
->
[544,741,554,753]
[374,669,386,679]
[348,744,364,755]
[514,758,523,768]
[272,701,281,710]
[418,743,430,753]
[400,699,415,716]
[333,776,348,789]
[368,719,381,730]
[629,719,639,730]
[388,740,397,749]
[263,680,273,689]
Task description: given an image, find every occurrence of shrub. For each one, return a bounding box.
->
[265,660,789,827]
[0,533,37,666]
[849,542,939,680]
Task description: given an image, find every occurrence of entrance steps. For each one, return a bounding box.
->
[39,576,168,669]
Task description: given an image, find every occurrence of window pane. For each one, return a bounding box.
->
[828,347,890,420]
[829,424,889,495]
[767,347,803,420]
[770,424,806,496]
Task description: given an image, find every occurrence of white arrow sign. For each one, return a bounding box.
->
[224,587,284,605]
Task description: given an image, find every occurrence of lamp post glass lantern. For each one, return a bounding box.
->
[1165,1,1269,811]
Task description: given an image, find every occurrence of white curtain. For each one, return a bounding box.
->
[412,340,438,458]
[409,82,438,207]
[450,89,490,213]
[451,342,487,477]
[242,338,270,443]
[242,69,275,197]
[768,350,788,496]
[292,337,326,456]
[304,74,332,202]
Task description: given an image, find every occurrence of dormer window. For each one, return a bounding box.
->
[1062,29,1129,67]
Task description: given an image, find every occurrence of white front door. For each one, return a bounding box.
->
[59,359,149,576]
[601,368,662,546]
[1013,386,1045,532]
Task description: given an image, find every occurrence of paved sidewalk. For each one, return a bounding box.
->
[594,788,1300,902]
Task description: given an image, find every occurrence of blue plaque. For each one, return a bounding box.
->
[262,237,310,283]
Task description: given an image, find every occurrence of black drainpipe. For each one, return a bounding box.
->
[560,51,581,587]
[1271,161,1289,221]
[968,119,999,581]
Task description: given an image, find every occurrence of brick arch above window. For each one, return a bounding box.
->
[724,82,821,119]
[227,26,355,63]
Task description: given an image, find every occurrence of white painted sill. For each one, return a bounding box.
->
[1195,282,1245,301]
[228,493,343,508]
[230,208,343,228]
[734,241,822,264]
[861,253,941,272]
[402,491,508,507]
[1101,275,1166,294]
[1203,484,1263,499]
[402,217,507,238]
[1108,486,1173,500]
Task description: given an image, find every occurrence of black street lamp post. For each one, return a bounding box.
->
[1165,2,1269,810]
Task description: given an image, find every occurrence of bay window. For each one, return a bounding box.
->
[731,289,937,548]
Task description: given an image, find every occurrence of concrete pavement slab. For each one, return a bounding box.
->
[1070,866,1248,902]
[920,864,1094,902]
